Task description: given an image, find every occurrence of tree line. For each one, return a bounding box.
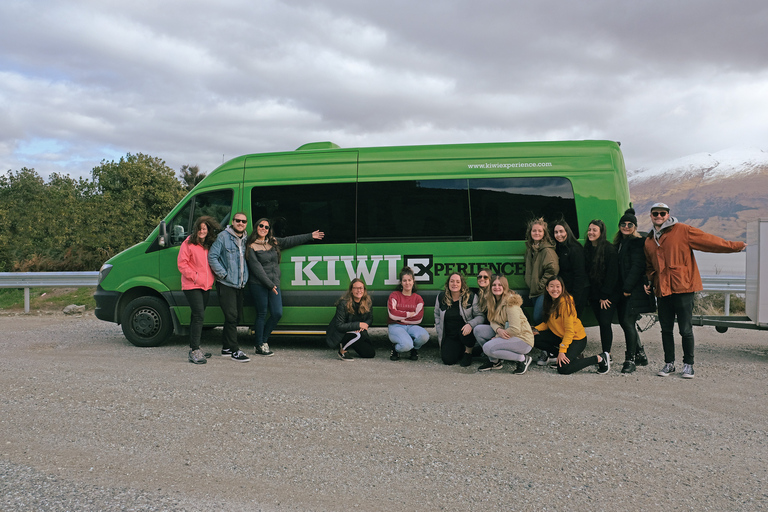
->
[0,154,207,272]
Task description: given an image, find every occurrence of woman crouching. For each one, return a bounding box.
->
[479,275,535,374]
[533,276,610,375]
[326,279,374,361]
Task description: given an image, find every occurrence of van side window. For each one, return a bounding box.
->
[251,183,356,243]
[469,177,579,241]
[167,189,233,246]
[358,179,471,241]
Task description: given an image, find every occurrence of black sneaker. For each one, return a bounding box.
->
[338,348,354,361]
[230,350,250,362]
[221,348,233,357]
[657,362,675,377]
[409,349,419,361]
[681,363,695,379]
[621,360,636,374]
[513,355,532,375]
[478,360,503,371]
[635,346,648,366]
[255,342,275,357]
[390,345,400,361]
[597,352,611,374]
[536,350,551,366]
[460,352,473,367]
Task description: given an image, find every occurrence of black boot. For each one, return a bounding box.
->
[635,345,648,366]
[621,352,636,374]
[390,344,400,361]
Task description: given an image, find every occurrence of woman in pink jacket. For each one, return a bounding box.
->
[177,216,220,364]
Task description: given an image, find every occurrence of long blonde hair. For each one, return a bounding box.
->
[485,275,517,325]
[337,278,372,315]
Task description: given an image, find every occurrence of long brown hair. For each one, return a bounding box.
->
[246,217,282,260]
[441,273,471,309]
[188,216,220,249]
[338,278,372,315]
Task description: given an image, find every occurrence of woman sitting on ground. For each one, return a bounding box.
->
[479,275,535,374]
[434,273,484,367]
[387,266,430,361]
[471,268,496,349]
[326,278,374,361]
[533,276,610,375]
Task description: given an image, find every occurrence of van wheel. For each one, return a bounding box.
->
[121,296,173,347]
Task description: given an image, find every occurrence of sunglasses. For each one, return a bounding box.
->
[620,222,635,228]
[258,223,270,229]
[233,218,248,224]
[477,275,490,280]
[651,211,668,217]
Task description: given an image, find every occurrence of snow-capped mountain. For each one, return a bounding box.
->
[628,148,768,241]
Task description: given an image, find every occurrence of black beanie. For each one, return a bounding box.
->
[619,208,638,226]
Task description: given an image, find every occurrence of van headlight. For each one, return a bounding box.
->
[98,263,113,284]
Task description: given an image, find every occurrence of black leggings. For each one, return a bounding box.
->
[183,288,210,351]
[534,330,599,375]
[441,330,477,365]
[590,299,614,353]
[340,331,375,358]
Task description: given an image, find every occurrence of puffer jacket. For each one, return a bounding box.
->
[525,241,559,298]
[645,222,746,297]
[488,292,534,346]
[326,299,373,348]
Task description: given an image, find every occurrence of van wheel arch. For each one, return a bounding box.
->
[121,296,173,347]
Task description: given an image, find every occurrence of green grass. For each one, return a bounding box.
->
[0,287,97,311]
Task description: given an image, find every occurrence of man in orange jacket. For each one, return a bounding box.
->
[644,203,746,379]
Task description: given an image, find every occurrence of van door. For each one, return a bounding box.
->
[242,151,359,328]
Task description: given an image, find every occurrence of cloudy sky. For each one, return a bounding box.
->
[1,0,767,180]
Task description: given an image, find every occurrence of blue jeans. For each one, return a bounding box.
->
[388,324,429,353]
[532,294,545,325]
[248,284,283,345]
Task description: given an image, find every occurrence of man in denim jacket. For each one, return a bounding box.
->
[208,212,251,362]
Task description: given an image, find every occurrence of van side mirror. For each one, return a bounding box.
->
[158,221,169,247]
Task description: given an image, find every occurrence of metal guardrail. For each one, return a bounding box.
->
[0,272,748,315]
[0,272,99,313]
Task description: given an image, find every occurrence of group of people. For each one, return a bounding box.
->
[178,203,746,379]
[177,212,324,364]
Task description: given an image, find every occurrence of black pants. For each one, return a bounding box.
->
[183,288,210,351]
[590,299,615,353]
[534,330,598,375]
[441,331,477,365]
[657,292,695,365]
[217,282,243,352]
[340,331,376,358]
[617,296,640,359]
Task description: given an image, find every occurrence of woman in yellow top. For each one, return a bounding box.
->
[533,276,611,375]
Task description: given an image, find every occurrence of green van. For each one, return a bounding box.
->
[95,140,631,346]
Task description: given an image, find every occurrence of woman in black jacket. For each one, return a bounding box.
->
[326,279,375,360]
[613,208,651,373]
[552,219,588,317]
[584,219,619,357]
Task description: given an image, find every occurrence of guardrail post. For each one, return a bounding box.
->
[724,293,731,316]
[24,287,30,314]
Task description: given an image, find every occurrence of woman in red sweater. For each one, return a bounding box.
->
[177,216,220,364]
[387,266,430,361]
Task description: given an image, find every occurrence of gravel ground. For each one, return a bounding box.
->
[1,312,767,511]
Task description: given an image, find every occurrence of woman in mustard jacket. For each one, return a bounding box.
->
[533,276,610,375]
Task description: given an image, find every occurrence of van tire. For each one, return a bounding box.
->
[121,296,173,347]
